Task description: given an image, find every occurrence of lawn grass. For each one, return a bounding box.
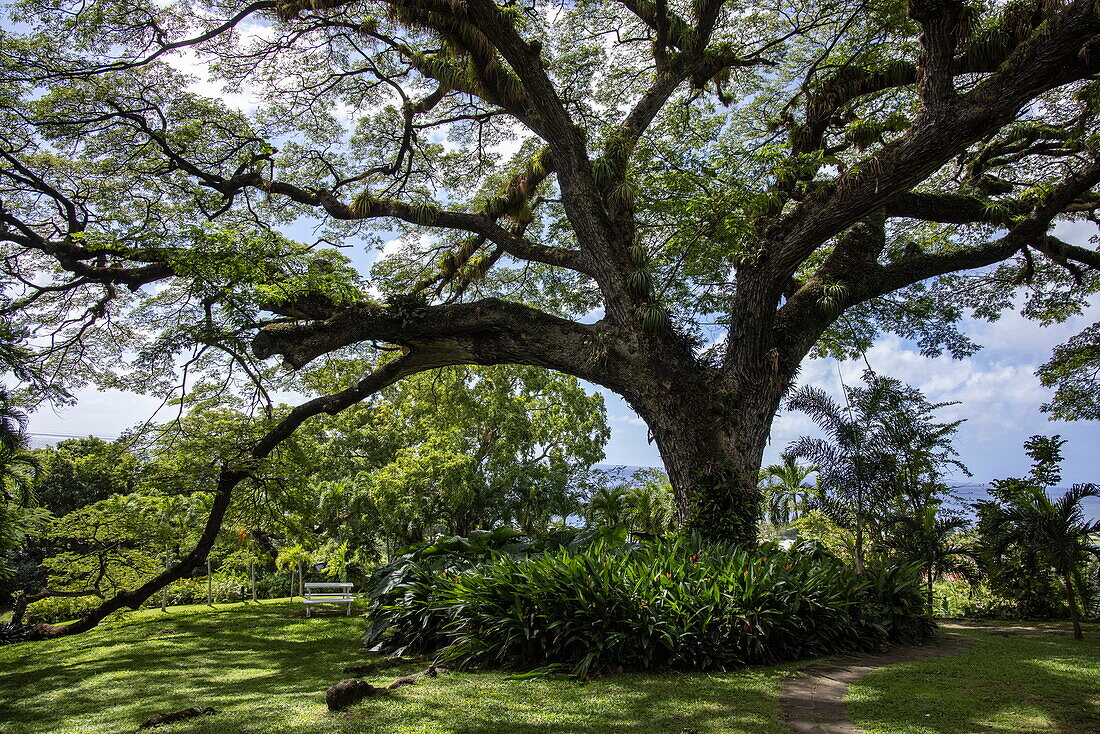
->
[0,600,794,734]
[848,623,1100,734]
[7,603,1099,734]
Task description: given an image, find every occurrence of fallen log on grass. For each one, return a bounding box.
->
[326,665,447,711]
[139,706,216,728]
[387,664,445,689]
[326,679,381,711]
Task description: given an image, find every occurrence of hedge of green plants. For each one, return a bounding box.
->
[365,536,933,674]
[23,573,250,624]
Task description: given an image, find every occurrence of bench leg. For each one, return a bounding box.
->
[305,604,310,618]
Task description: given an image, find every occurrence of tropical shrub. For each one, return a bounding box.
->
[23,572,249,623]
[930,578,1009,619]
[365,535,933,674]
[22,594,101,625]
[361,526,617,654]
[157,573,249,607]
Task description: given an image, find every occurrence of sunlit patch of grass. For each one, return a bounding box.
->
[0,600,794,734]
[848,627,1100,734]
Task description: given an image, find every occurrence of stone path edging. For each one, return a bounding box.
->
[779,633,970,734]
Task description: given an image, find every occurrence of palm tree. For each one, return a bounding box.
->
[788,370,965,575]
[547,491,580,530]
[0,388,29,451]
[759,454,817,526]
[0,442,39,506]
[882,505,977,613]
[0,391,37,506]
[586,484,629,527]
[988,484,1100,640]
[787,383,897,574]
[0,392,41,582]
[276,544,314,600]
[624,482,673,535]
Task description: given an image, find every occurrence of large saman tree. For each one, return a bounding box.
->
[2,0,1099,633]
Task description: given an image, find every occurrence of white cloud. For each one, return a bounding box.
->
[610,414,646,427]
[769,301,1100,483]
[162,21,274,113]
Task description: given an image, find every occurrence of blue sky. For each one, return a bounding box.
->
[597,304,1100,486]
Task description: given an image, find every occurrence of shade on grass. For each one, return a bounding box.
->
[0,601,793,734]
[847,625,1100,734]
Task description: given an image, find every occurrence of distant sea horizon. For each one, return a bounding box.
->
[595,464,1100,523]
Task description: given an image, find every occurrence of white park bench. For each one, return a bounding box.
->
[303,582,356,617]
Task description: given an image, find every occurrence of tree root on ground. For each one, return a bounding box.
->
[138,706,216,728]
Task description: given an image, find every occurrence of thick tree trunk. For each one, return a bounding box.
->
[634,368,784,547]
[657,428,765,546]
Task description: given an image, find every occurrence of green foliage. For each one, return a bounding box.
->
[361,526,621,656]
[788,370,967,568]
[366,536,932,674]
[790,509,857,563]
[20,594,101,625]
[0,395,47,580]
[622,470,676,534]
[0,387,29,451]
[928,577,1006,618]
[681,462,762,546]
[22,571,251,624]
[0,501,50,580]
[38,493,165,597]
[975,436,1100,630]
[880,505,979,612]
[1036,323,1100,420]
[31,437,138,516]
[584,483,629,527]
[758,454,818,526]
[297,363,608,546]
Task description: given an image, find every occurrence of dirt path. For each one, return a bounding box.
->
[778,633,970,734]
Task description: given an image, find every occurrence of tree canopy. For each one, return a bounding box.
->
[295,362,608,543]
[2,0,1100,633]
